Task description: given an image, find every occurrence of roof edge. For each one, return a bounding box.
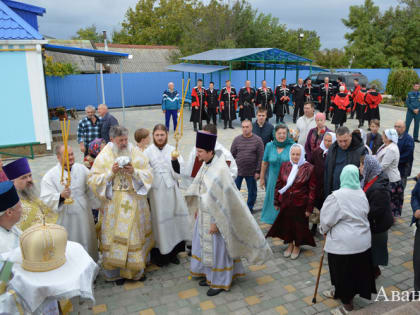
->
[0,0,43,40]
[96,43,178,50]
[3,0,46,16]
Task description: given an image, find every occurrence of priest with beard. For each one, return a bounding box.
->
[2,158,58,231]
[41,144,100,262]
[144,124,191,266]
[185,131,272,296]
[88,125,154,284]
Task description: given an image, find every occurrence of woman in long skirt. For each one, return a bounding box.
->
[359,155,394,279]
[376,129,403,217]
[266,144,316,259]
[320,165,376,314]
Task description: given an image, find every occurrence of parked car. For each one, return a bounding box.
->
[307,71,369,109]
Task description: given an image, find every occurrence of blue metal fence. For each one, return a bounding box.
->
[46,68,420,110]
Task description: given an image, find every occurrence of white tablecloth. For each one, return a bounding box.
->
[0,241,98,313]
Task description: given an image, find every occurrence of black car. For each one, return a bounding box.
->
[307,71,369,108]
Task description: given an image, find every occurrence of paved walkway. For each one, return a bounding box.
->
[8,105,420,314]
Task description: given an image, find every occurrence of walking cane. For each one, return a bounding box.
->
[312,239,326,304]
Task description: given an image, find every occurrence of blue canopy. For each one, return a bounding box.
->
[249,63,327,72]
[43,44,132,64]
[181,48,311,63]
[167,63,228,74]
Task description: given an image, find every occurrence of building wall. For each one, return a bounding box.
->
[0,45,51,149]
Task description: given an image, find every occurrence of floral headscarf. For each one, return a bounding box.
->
[360,155,382,188]
[88,138,105,158]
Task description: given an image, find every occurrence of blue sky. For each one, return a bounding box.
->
[24,0,397,49]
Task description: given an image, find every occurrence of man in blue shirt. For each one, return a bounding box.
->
[406,83,420,142]
[395,119,414,190]
[77,105,102,156]
[162,82,180,131]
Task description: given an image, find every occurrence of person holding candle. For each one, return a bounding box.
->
[40,144,100,261]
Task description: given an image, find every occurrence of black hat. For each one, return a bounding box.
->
[0,181,19,212]
[196,131,217,151]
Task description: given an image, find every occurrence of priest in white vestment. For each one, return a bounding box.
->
[182,124,237,189]
[3,158,58,231]
[185,132,272,296]
[88,125,154,284]
[144,124,191,266]
[41,145,100,261]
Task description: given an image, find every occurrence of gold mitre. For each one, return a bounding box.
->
[20,223,67,272]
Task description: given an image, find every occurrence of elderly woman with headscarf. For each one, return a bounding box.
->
[376,128,403,217]
[360,155,393,279]
[320,165,376,314]
[308,132,336,235]
[304,112,331,162]
[260,123,295,224]
[266,144,316,259]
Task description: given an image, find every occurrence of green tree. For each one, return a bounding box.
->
[113,0,321,60]
[342,0,386,68]
[72,24,105,42]
[44,55,78,77]
[314,49,350,68]
[342,0,420,68]
[386,68,420,101]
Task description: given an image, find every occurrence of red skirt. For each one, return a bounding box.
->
[266,205,316,247]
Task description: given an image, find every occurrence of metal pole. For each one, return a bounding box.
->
[100,63,106,104]
[119,60,126,125]
[310,62,312,75]
[95,62,100,106]
[284,59,287,79]
[264,62,266,80]
[229,62,232,81]
[246,61,248,80]
[274,64,276,87]
[254,67,257,89]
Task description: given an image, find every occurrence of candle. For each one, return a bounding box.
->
[60,120,65,183]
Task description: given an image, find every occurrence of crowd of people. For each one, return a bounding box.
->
[0,81,419,314]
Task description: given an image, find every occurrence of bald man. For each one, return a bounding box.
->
[395,119,414,190]
[98,104,119,143]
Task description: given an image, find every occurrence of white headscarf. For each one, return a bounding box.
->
[359,128,367,144]
[319,132,336,155]
[384,128,398,144]
[278,143,306,195]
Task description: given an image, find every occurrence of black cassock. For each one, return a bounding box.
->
[238,87,256,121]
[274,85,291,118]
[219,87,238,122]
[256,87,275,118]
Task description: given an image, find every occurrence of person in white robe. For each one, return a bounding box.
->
[88,125,154,284]
[144,124,191,266]
[41,144,100,261]
[185,131,273,296]
[182,124,237,188]
[0,181,60,315]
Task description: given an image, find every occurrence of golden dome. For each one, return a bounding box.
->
[20,223,67,272]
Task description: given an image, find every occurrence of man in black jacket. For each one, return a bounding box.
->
[292,78,306,123]
[324,126,367,197]
[206,82,219,125]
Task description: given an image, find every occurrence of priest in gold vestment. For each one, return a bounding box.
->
[2,158,57,231]
[88,126,154,284]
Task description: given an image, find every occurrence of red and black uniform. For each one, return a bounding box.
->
[190,86,209,131]
[256,86,275,119]
[274,84,291,123]
[206,88,219,125]
[305,83,314,102]
[238,86,256,121]
[352,85,367,127]
[318,82,334,118]
[219,86,238,129]
[335,82,348,95]
[364,89,382,124]
[330,92,351,127]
